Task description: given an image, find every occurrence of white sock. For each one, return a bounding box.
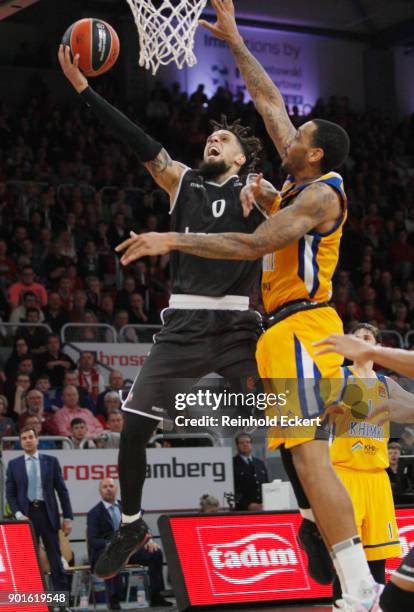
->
[332,537,375,602]
[122,511,141,524]
[300,508,315,522]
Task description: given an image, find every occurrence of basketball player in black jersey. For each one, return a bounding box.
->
[59,45,271,583]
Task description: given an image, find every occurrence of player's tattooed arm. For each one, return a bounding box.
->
[199,0,297,159]
[230,43,296,160]
[116,183,341,264]
[143,150,186,200]
[165,182,340,259]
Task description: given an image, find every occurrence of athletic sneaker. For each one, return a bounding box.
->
[335,582,384,611]
[297,518,334,584]
[95,517,149,579]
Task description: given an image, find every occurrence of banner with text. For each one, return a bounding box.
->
[64,343,153,384]
[2,447,234,513]
[189,25,319,112]
[160,508,414,608]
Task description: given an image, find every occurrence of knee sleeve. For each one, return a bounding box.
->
[280,445,311,509]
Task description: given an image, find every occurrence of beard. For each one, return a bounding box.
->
[198,158,230,180]
[282,149,306,176]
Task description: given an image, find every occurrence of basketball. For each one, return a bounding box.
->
[62,18,120,77]
[342,383,363,407]
[351,401,369,421]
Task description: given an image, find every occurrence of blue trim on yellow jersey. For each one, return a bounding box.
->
[313,361,325,414]
[377,373,389,396]
[337,365,352,404]
[298,237,305,285]
[302,173,347,238]
[297,235,321,297]
[308,210,345,238]
[323,175,344,191]
[310,236,321,297]
[364,541,400,549]
[294,335,309,419]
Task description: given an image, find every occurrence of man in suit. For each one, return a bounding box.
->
[233,432,269,511]
[87,478,171,610]
[6,425,73,610]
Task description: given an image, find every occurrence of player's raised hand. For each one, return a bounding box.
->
[115,231,172,265]
[241,174,279,217]
[58,44,88,93]
[370,399,414,426]
[240,173,263,217]
[313,333,375,362]
[199,0,241,45]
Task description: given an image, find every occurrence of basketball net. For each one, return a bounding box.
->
[126,0,208,75]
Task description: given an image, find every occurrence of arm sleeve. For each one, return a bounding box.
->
[80,87,163,162]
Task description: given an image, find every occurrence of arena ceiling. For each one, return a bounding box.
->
[218,0,414,34]
[203,0,414,44]
[4,0,414,45]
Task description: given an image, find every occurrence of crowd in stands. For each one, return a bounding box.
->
[0,335,126,446]
[0,77,413,440]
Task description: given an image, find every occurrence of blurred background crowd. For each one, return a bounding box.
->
[0,77,413,440]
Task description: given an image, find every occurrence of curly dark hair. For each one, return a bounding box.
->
[210,115,262,173]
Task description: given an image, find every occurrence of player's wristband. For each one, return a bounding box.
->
[80,87,163,162]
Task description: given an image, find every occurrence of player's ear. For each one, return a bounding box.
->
[309,147,324,166]
[236,153,246,168]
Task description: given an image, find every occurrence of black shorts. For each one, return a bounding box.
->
[394,547,414,583]
[122,308,262,421]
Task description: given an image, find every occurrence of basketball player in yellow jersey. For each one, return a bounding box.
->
[329,323,409,607]
[314,332,414,612]
[116,2,386,610]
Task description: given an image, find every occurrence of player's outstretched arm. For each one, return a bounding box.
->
[199,0,296,159]
[58,45,184,200]
[314,335,414,379]
[116,181,339,264]
[313,335,376,362]
[370,378,414,425]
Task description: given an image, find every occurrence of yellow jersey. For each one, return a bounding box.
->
[262,172,347,313]
[329,366,390,472]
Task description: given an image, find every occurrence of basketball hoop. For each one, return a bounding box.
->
[126,0,208,75]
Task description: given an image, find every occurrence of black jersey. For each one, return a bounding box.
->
[170,169,265,297]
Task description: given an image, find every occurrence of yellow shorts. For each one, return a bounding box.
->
[256,306,344,450]
[334,467,401,561]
